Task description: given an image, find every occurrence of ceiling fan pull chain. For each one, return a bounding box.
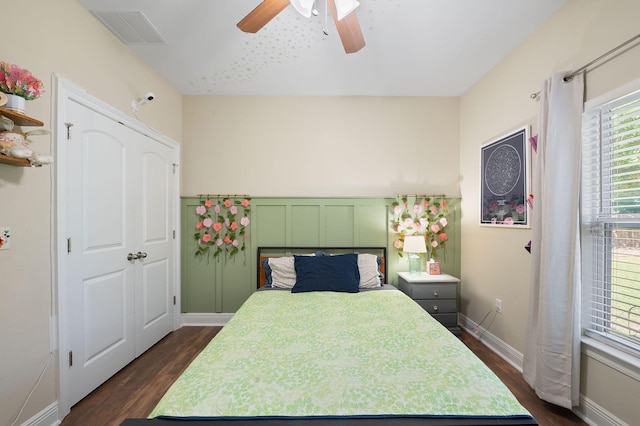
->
[323,0,329,35]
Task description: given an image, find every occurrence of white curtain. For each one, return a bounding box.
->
[523,71,584,408]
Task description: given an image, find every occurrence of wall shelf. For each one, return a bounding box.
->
[0,105,44,167]
[0,107,44,127]
[0,154,31,167]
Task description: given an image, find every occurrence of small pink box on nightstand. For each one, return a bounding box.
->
[428,260,441,275]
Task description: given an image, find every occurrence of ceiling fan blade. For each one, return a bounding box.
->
[237,0,290,33]
[327,0,365,54]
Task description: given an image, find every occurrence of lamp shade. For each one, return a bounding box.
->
[290,0,315,18]
[403,235,427,254]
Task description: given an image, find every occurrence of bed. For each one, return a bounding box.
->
[121,247,537,426]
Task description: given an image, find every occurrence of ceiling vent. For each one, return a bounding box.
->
[91,11,166,45]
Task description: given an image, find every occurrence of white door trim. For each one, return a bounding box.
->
[52,74,181,419]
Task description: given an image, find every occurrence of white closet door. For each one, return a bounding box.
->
[65,99,137,406]
[64,100,175,407]
[134,132,175,356]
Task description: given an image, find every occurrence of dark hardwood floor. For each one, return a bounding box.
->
[60,327,587,426]
[460,332,587,426]
[60,326,222,426]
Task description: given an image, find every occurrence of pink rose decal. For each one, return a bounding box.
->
[196,221,203,230]
[203,217,213,228]
[439,218,448,227]
[240,216,250,226]
[230,205,238,215]
[230,221,238,231]
[439,233,448,242]
[214,205,221,214]
[196,205,206,215]
[413,204,423,214]
[213,223,223,232]
[393,240,403,249]
[241,199,250,207]
[223,199,232,208]
[204,199,213,208]
[430,224,440,234]
[202,234,211,243]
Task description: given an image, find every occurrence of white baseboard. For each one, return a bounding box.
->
[458,314,623,426]
[574,395,628,426]
[21,401,60,426]
[458,313,524,372]
[180,312,233,326]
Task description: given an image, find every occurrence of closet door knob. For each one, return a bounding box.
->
[137,251,148,259]
[127,253,139,261]
[433,305,439,312]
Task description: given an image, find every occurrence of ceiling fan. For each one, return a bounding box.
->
[237,0,365,54]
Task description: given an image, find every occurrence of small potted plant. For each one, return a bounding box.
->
[0,61,44,114]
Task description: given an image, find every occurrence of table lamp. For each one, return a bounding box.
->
[403,235,427,275]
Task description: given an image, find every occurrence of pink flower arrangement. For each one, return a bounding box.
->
[390,195,450,260]
[194,196,251,259]
[0,62,44,100]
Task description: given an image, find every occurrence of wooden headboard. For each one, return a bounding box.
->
[257,246,387,289]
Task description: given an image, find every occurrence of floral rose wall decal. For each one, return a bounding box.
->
[194,195,251,260]
[390,195,450,260]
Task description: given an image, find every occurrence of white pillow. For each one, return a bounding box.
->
[269,256,297,289]
[357,253,382,288]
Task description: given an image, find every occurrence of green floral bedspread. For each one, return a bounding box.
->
[150,289,531,419]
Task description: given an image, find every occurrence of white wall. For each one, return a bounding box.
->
[459,0,640,423]
[0,1,182,424]
[182,96,460,197]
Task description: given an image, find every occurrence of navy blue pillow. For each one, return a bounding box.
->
[292,254,360,293]
[261,258,273,288]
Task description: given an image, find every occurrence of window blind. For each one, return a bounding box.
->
[582,89,640,355]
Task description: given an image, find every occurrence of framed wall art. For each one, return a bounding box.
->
[480,126,530,227]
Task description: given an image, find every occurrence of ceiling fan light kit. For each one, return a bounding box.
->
[290,0,315,18]
[334,0,359,21]
[237,0,365,53]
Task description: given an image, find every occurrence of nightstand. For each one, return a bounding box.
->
[397,271,461,337]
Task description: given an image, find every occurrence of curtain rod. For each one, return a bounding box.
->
[530,33,640,100]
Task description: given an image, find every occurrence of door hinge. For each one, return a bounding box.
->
[173,296,176,305]
[173,230,176,240]
[172,163,178,174]
[67,238,71,254]
[69,350,73,367]
[64,122,74,140]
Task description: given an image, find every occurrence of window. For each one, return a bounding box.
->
[582,88,640,357]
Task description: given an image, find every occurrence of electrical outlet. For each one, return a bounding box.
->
[495,298,503,314]
[0,227,10,250]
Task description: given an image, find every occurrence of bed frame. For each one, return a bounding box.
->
[121,416,538,425]
[256,246,387,289]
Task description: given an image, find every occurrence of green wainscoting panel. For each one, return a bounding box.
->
[356,204,389,246]
[291,205,320,246]
[181,199,217,312]
[324,205,355,246]
[180,197,460,313]
[254,204,287,246]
